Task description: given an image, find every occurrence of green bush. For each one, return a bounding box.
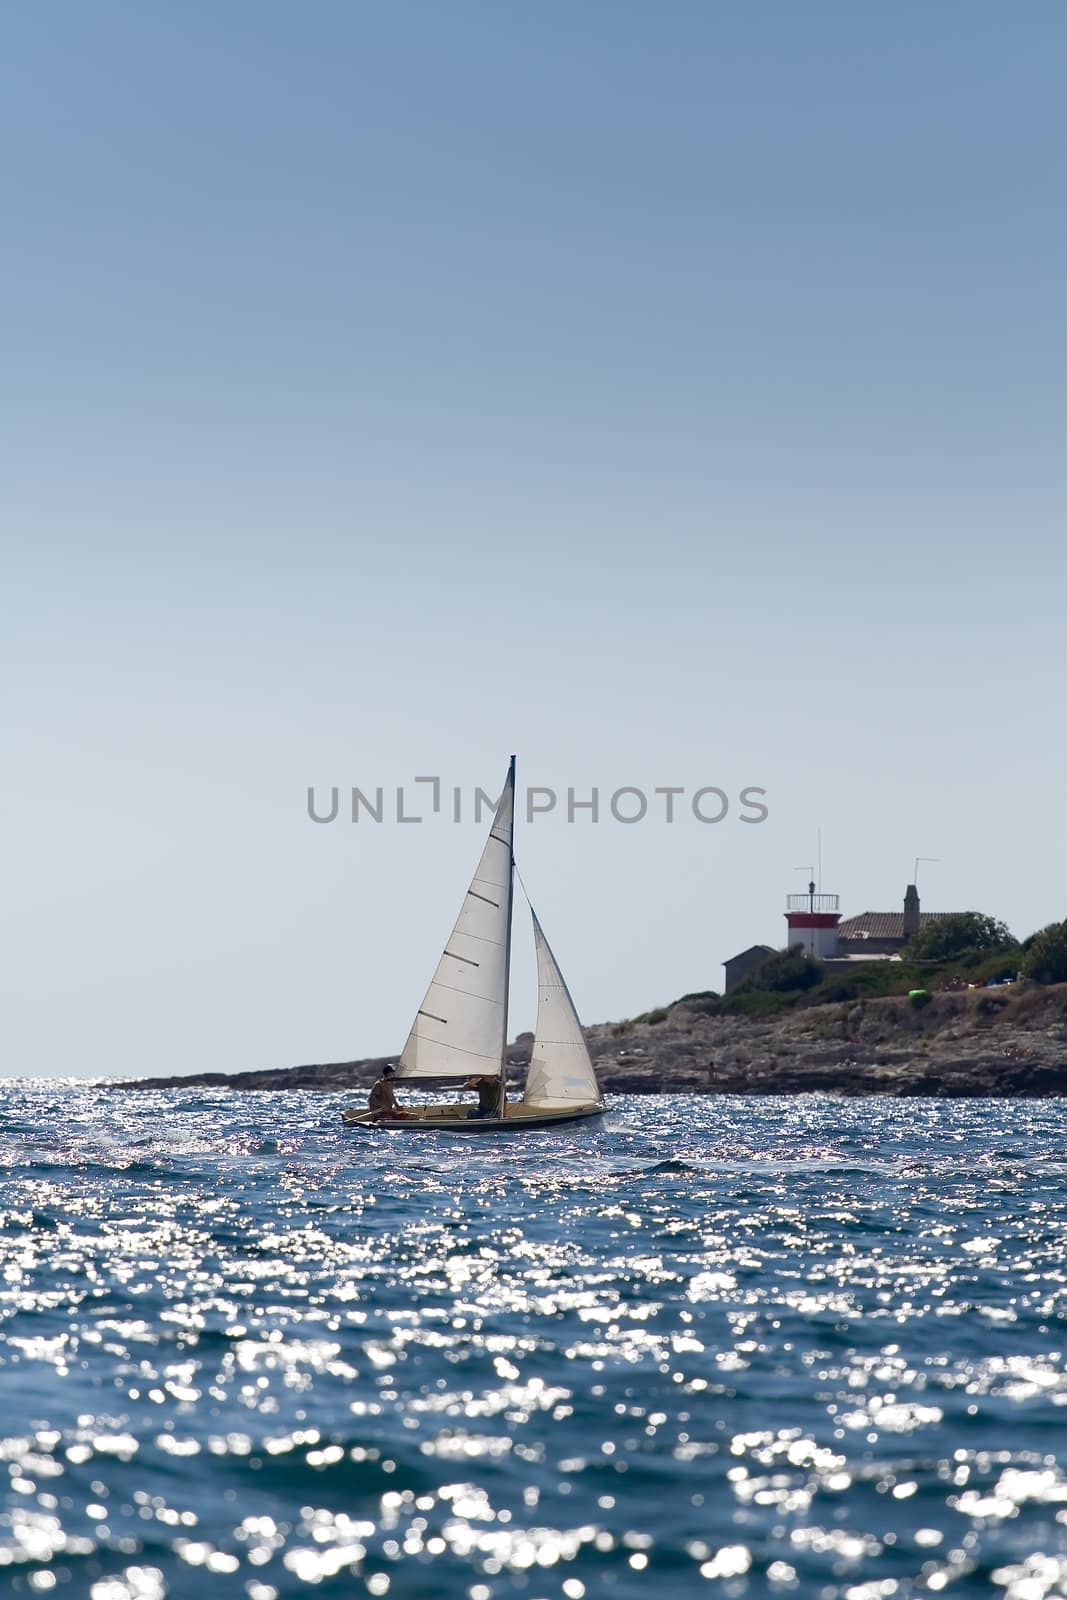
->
[904,912,1015,963]
[1021,921,1067,985]
[813,978,860,1004]
[968,948,1023,984]
[734,947,822,996]
[806,961,928,1006]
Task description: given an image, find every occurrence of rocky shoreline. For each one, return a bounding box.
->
[112,982,1067,1097]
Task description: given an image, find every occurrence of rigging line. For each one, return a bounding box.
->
[513,859,533,908]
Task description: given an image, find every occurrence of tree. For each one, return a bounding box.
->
[735,946,822,995]
[1021,921,1067,985]
[903,912,1015,964]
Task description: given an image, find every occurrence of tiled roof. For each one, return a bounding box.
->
[837,912,946,940]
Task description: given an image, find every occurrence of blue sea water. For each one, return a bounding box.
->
[3,1090,1067,1600]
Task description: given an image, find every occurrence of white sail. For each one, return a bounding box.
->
[396,764,514,1079]
[523,908,602,1107]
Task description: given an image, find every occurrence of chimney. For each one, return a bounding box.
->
[903,883,920,937]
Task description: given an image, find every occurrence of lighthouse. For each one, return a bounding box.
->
[785,882,841,958]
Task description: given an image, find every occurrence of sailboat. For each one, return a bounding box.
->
[342,757,605,1133]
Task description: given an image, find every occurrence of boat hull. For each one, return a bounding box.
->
[342,1101,605,1133]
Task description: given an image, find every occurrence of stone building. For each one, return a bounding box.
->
[722,944,776,994]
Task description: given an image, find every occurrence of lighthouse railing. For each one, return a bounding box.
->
[786,893,840,913]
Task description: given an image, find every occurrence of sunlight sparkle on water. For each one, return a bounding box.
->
[4,1089,1067,1597]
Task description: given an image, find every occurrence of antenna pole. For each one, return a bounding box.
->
[498,755,517,1120]
[794,864,815,956]
[913,856,940,887]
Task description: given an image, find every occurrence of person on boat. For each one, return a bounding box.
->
[368,1064,416,1122]
[464,1074,501,1120]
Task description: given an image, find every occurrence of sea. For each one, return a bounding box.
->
[2,1087,1067,1600]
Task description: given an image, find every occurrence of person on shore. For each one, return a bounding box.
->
[464,1074,501,1120]
[368,1064,416,1121]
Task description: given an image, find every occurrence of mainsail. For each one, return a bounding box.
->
[523,907,602,1107]
[396,762,515,1079]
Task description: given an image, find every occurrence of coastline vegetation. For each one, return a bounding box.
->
[643,913,1067,1022]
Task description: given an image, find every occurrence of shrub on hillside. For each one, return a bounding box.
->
[832,963,925,1000]
[903,913,1015,963]
[734,947,822,996]
[809,964,914,1005]
[814,978,860,1003]
[968,948,1023,984]
[1021,921,1067,985]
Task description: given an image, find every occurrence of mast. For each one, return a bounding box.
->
[498,754,516,1118]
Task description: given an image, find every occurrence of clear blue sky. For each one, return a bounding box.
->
[5,2,1066,1078]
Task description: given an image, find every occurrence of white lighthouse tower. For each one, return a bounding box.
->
[785,881,841,959]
